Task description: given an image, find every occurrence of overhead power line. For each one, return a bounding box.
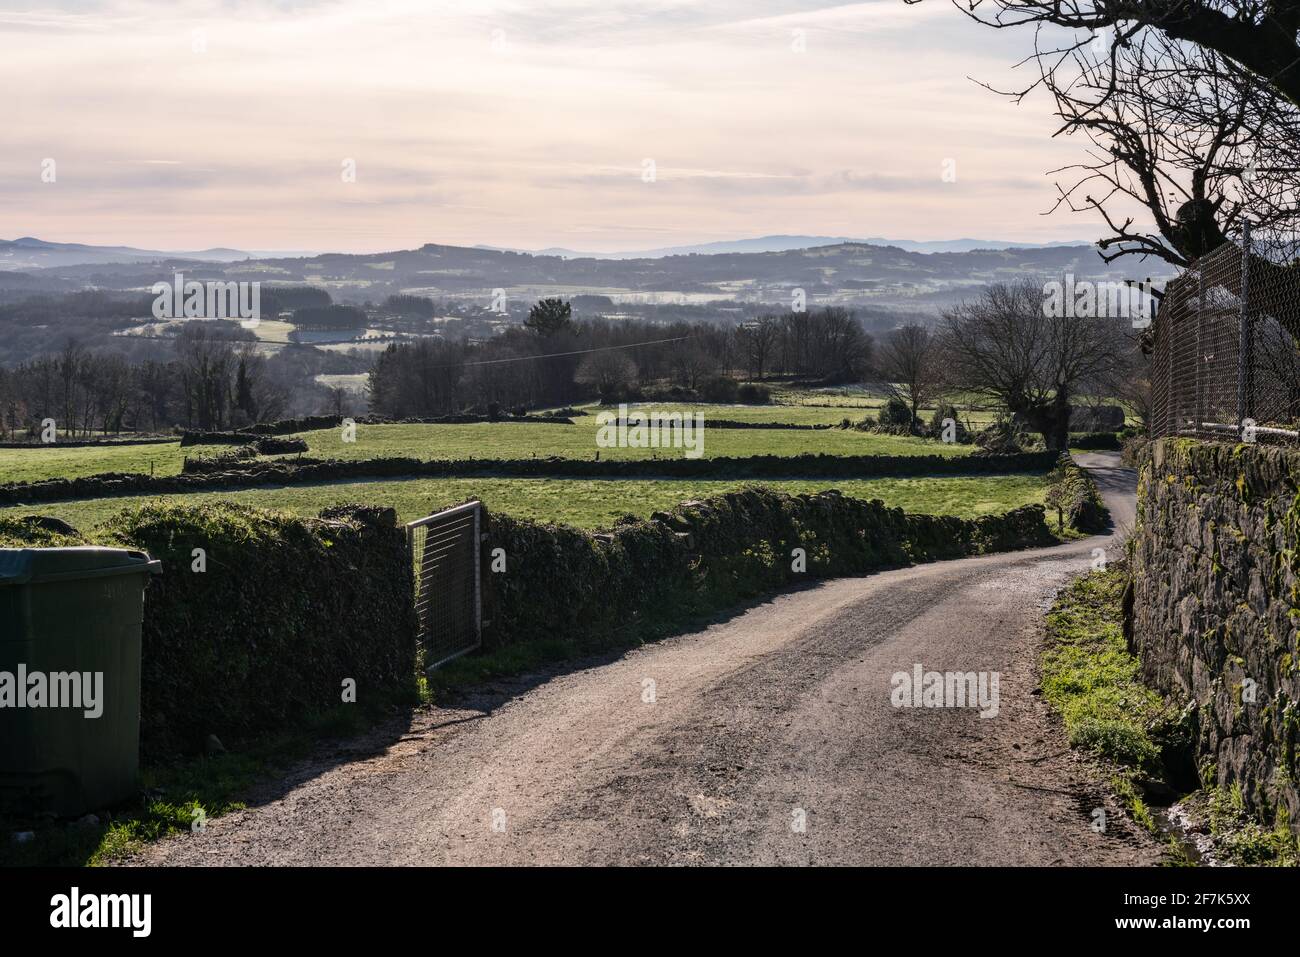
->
[456,335,692,368]
[110,329,694,368]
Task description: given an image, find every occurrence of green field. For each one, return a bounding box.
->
[0,473,1050,532]
[0,442,231,485]
[278,417,972,464]
[766,389,1003,427]
[0,403,981,487]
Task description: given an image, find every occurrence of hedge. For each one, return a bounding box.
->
[0,503,418,758]
[1121,434,1149,467]
[0,450,1060,506]
[0,484,1059,756]
[483,486,1055,651]
[1044,455,1108,533]
[1069,431,1122,451]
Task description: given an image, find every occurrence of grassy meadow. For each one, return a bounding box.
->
[0,398,1055,535]
[0,400,978,486]
[275,417,972,464]
[0,441,231,485]
[0,473,1050,532]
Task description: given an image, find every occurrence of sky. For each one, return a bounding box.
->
[0,0,1117,254]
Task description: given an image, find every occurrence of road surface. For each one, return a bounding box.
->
[136,452,1161,866]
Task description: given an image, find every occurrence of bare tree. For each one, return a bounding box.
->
[736,315,780,380]
[875,324,945,429]
[58,338,84,437]
[941,278,1127,448]
[919,0,1300,110]
[924,6,1300,350]
[327,386,350,417]
[990,26,1300,266]
[575,350,638,401]
[175,327,236,430]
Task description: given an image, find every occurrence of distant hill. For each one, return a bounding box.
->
[478,234,1095,259]
[3,233,1094,272]
[0,237,314,271]
[8,238,1175,311]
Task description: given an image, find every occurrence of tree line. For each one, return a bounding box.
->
[0,326,290,439]
[0,287,1147,450]
[367,299,876,417]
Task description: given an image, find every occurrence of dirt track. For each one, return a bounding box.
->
[134,452,1161,866]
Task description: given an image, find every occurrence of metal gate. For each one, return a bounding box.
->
[406,501,482,669]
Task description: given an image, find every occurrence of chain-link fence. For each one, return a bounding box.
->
[1150,225,1300,442]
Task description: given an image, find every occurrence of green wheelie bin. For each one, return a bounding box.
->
[0,547,161,818]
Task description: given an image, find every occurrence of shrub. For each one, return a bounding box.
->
[736,383,771,405]
[10,502,419,757]
[1069,431,1122,451]
[973,415,1041,454]
[1121,434,1149,467]
[0,516,83,547]
[928,404,971,443]
[641,386,699,403]
[1044,454,1108,533]
[699,375,739,403]
[877,396,913,430]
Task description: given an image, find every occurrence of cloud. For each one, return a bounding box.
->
[0,0,1107,251]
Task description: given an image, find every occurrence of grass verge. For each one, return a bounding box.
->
[1041,564,1298,865]
[1041,566,1173,777]
[0,698,405,867]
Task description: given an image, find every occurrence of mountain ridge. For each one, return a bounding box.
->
[475,233,1096,259]
[1,232,1097,272]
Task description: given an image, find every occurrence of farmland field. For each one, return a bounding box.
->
[0,473,1052,532]
[276,418,973,464]
[0,407,976,487]
[0,442,231,485]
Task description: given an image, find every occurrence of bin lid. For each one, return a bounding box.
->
[0,547,162,586]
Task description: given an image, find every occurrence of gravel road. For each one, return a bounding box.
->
[135,452,1162,866]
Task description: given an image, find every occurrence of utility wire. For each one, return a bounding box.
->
[111,331,695,368]
[457,335,691,367]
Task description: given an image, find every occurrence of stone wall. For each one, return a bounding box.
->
[0,450,1060,506]
[1133,438,1300,834]
[485,487,1055,653]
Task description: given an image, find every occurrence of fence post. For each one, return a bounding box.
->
[1196,266,1205,437]
[1238,221,1253,428]
[1165,283,1175,437]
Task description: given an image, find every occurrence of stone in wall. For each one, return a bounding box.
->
[1133,438,1300,834]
